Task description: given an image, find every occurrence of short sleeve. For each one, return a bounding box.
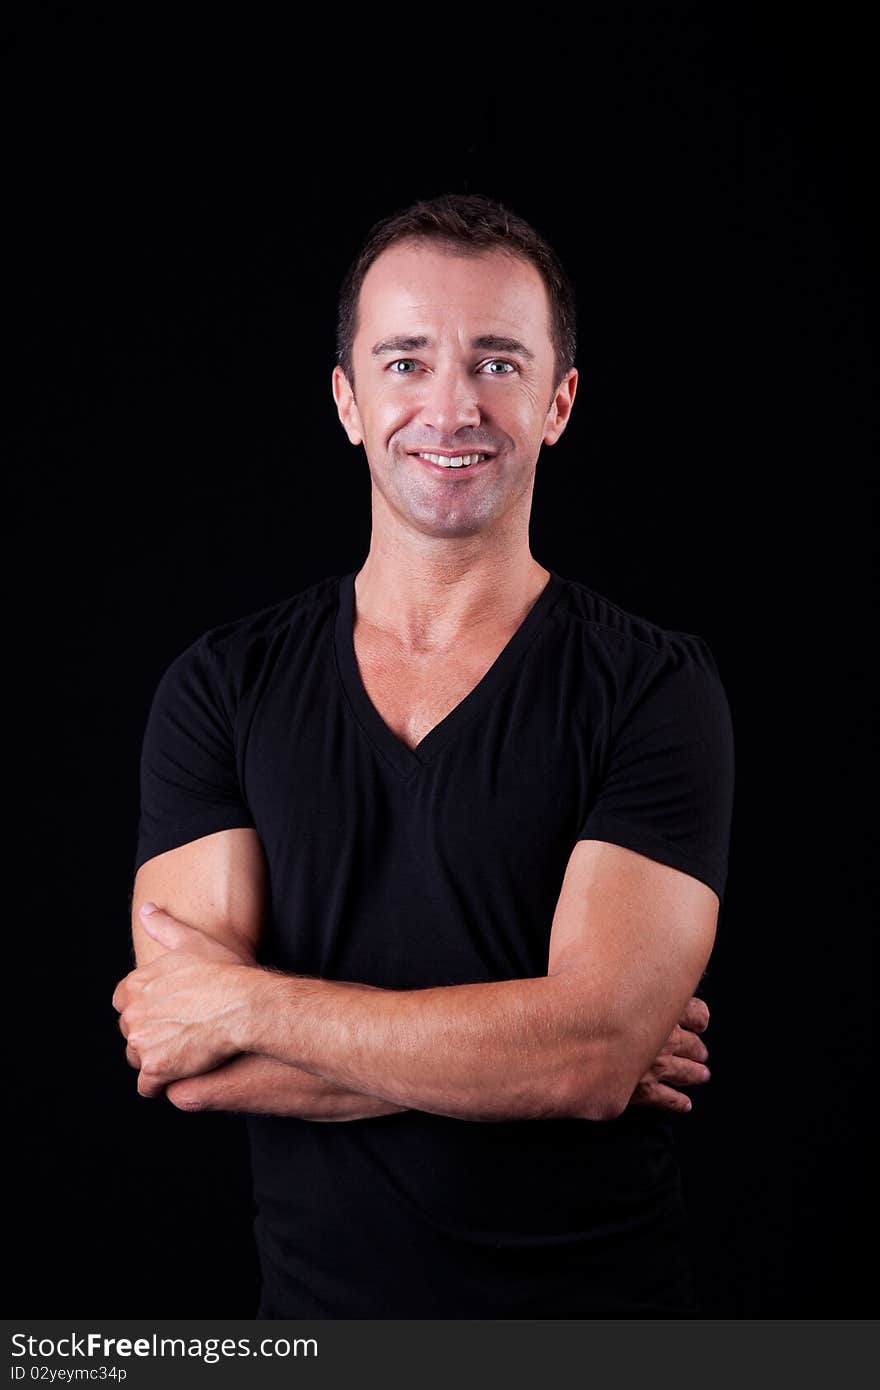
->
[133,632,257,876]
[577,634,735,904]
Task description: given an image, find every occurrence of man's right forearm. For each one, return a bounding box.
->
[156,954,407,1120]
[165,1050,410,1121]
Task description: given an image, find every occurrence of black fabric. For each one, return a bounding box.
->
[133,568,734,1317]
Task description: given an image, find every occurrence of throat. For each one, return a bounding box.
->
[352,634,504,753]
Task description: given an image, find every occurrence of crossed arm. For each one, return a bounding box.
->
[114,829,715,1123]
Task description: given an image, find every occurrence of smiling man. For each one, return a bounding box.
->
[114,192,734,1319]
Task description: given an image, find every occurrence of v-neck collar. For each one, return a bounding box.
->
[333,567,566,778]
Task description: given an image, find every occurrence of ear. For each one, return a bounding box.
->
[542,367,578,446]
[332,364,364,445]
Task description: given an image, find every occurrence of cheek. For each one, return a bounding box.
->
[364,399,412,443]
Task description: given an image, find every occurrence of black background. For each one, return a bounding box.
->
[6,9,875,1317]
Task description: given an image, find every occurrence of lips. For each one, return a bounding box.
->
[406,449,496,458]
[410,452,495,476]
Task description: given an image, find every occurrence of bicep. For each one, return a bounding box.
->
[547,837,718,1113]
[130,827,268,967]
[131,631,264,967]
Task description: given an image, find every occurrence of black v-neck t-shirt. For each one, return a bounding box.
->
[133,567,735,1317]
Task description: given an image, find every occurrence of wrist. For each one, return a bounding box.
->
[228,963,283,1055]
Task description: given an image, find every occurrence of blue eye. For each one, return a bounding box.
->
[388,359,517,375]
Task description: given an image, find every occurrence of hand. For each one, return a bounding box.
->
[112,905,257,1099]
[626,994,711,1115]
[120,909,256,1073]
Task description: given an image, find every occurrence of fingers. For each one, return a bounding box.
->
[112,970,146,1015]
[638,1051,711,1091]
[629,1081,694,1115]
[166,1076,215,1112]
[654,1084,693,1114]
[664,1056,711,1088]
[137,906,195,952]
[112,983,155,1082]
[137,1066,167,1100]
[138,905,221,956]
[680,994,710,1033]
[669,1023,709,1065]
[138,909,250,966]
[111,976,132,1013]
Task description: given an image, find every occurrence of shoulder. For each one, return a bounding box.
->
[182,573,341,675]
[150,573,344,713]
[551,570,706,652]
[547,571,731,741]
[550,569,724,678]
[201,573,343,663]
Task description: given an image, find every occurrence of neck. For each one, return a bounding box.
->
[353,540,551,656]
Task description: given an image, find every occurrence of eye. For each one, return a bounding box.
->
[387,358,517,375]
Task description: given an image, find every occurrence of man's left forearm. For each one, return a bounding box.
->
[234,968,617,1123]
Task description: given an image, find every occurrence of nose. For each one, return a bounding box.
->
[416,362,482,434]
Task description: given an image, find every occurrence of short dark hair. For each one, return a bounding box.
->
[335,192,577,404]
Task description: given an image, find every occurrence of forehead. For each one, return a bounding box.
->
[356,240,551,344]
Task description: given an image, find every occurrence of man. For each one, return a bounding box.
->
[113,192,734,1318]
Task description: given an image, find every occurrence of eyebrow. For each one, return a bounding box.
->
[371,333,536,363]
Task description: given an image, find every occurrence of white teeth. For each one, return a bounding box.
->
[416,452,488,468]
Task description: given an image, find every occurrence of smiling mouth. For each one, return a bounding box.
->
[408,450,495,471]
